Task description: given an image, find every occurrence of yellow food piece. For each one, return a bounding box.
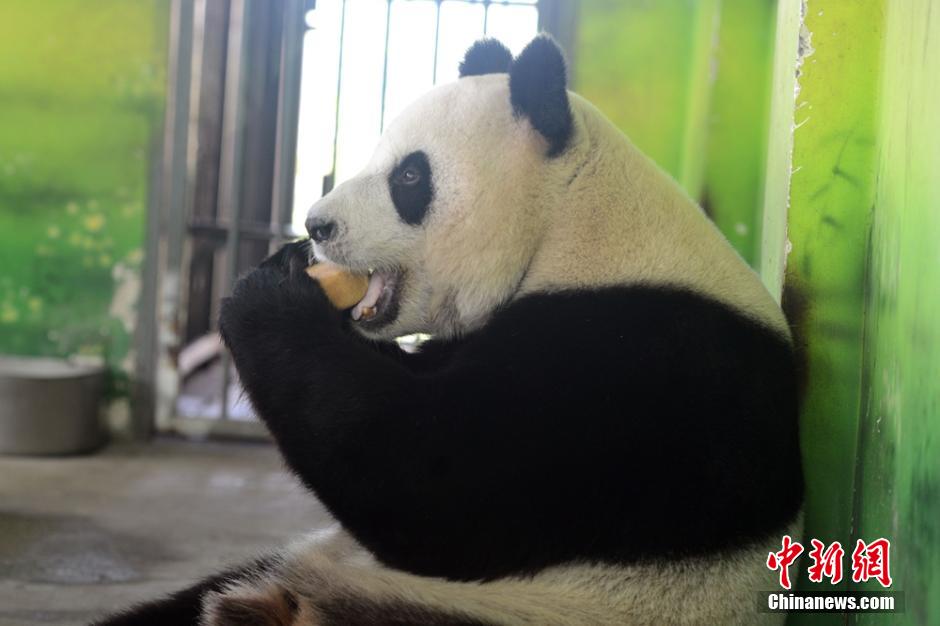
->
[305,263,369,309]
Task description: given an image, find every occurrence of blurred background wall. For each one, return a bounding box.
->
[575,0,776,264]
[0,1,169,430]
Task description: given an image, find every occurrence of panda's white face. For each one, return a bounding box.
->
[305,36,791,343]
[307,73,549,340]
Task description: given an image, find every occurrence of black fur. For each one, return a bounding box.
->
[459,38,513,77]
[509,35,573,157]
[93,556,280,625]
[215,241,803,583]
[389,150,433,225]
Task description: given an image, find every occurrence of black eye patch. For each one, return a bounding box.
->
[388,151,433,225]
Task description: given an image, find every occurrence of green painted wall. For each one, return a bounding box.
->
[574,0,717,198]
[575,0,775,266]
[0,2,168,399]
[703,0,776,265]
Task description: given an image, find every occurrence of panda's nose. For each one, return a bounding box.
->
[306,217,337,243]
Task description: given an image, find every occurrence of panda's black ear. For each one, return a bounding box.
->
[509,35,572,157]
[459,39,513,77]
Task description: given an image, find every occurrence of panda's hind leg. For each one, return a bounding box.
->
[202,577,304,626]
[203,579,494,626]
[199,525,796,626]
[200,533,612,626]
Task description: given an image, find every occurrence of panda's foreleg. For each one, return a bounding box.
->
[217,241,602,582]
[217,240,425,450]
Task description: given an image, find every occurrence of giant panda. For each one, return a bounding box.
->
[99,36,803,626]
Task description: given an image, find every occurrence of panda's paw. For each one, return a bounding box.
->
[202,579,306,626]
[259,239,315,277]
[219,242,340,359]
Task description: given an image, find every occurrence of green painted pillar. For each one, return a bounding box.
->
[763,1,940,624]
[852,1,940,624]
[782,0,884,574]
[762,3,885,624]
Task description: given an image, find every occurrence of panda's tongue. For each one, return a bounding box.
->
[351,272,386,321]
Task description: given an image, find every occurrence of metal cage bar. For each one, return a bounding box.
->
[140,0,196,438]
[269,0,309,251]
[217,0,249,422]
[431,0,442,84]
[324,0,348,197]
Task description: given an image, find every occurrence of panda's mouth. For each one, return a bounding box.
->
[351,268,403,328]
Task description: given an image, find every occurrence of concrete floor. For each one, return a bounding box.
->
[0,439,330,626]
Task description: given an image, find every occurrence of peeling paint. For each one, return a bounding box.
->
[155,271,183,432]
[795,1,813,92]
[109,259,142,334]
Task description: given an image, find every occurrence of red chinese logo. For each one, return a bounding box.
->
[851,538,893,588]
[767,534,804,589]
[767,536,894,589]
[807,539,844,584]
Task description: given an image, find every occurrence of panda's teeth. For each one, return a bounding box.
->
[352,272,386,321]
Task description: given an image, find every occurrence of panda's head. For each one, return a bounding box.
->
[306,36,576,340]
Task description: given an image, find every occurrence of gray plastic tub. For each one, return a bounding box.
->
[0,356,105,455]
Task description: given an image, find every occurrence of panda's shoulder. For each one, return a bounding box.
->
[494,286,788,344]
[461,285,794,382]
